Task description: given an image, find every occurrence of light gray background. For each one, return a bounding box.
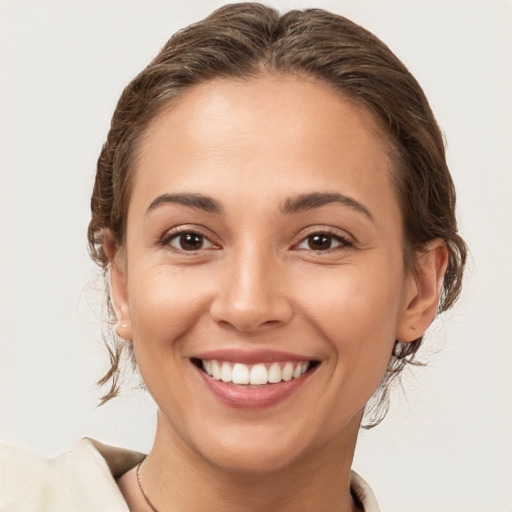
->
[1,1,511,511]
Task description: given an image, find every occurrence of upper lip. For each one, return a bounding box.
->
[192,349,316,365]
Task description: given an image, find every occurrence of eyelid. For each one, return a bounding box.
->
[159,225,221,250]
[292,226,354,251]
[169,233,215,250]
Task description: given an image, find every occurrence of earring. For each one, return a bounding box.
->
[116,321,132,341]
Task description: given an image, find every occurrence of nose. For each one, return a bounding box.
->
[209,247,294,333]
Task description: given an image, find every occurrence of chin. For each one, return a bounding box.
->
[187,420,329,476]
[203,441,306,475]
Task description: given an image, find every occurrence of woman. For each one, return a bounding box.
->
[1,3,467,511]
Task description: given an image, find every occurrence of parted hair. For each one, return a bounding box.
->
[88,3,467,427]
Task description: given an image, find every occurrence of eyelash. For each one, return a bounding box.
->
[294,230,353,252]
[160,228,218,252]
[160,227,353,255]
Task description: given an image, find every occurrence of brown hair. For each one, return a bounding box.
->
[88,3,467,427]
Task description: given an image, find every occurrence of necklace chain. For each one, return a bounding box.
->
[137,460,159,512]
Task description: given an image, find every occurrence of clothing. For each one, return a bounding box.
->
[0,438,380,511]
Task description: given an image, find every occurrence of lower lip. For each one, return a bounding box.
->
[195,365,315,409]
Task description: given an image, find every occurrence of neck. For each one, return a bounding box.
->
[140,411,362,512]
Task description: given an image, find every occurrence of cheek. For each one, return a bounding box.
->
[298,263,403,380]
[125,265,214,421]
[301,261,403,332]
[127,264,212,355]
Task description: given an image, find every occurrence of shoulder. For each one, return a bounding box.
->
[0,438,144,511]
[350,470,380,512]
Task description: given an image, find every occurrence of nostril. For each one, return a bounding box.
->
[214,318,283,333]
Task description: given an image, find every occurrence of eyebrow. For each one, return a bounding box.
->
[146,193,224,215]
[146,191,373,220]
[280,192,374,221]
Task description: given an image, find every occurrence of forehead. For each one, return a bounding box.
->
[132,75,398,219]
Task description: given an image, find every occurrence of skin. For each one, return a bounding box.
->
[110,75,448,511]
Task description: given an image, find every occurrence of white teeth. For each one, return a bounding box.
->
[203,360,212,375]
[211,360,221,380]
[282,362,294,381]
[232,363,250,384]
[268,362,282,383]
[220,362,232,383]
[200,359,312,386]
[249,364,268,385]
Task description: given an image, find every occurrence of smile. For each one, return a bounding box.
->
[192,354,319,409]
[199,360,311,386]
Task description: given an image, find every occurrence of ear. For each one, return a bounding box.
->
[396,239,449,343]
[104,234,132,341]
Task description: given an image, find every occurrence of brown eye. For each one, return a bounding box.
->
[307,234,333,250]
[168,232,213,251]
[296,232,352,252]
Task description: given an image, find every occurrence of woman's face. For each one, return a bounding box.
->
[112,75,420,472]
